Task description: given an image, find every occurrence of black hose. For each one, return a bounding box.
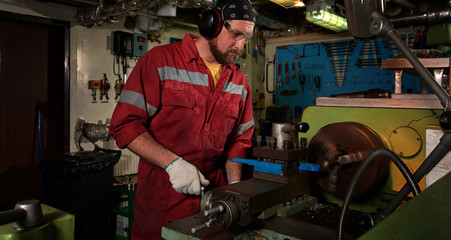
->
[337,148,421,240]
[382,133,451,218]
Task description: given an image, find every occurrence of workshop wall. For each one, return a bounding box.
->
[0,0,261,176]
[70,21,198,175]
[274,34,420,115]
[264,31,422,121]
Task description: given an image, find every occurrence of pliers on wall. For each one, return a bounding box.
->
[314,76,321,92]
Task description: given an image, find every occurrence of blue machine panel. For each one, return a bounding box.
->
[274,34,425,116]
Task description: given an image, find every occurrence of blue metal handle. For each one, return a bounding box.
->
[299,163,321,172]
[232,158,284,175]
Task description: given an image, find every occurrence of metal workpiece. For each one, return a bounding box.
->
[272,123,293,150]
[272,122,310,150]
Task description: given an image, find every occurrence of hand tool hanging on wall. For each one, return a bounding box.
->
[277,62,282,88]
[302,43,321,57]
[291,61,296,79]
[312,89,316,104]
[298,61,302,76]
[253,29,258,62]
[356,40,381,67]
[308,75,313,94]
[284,61,289,83]
[265,58,275,94]
[314,76,321,91]
[299,75,306,93]
[280,89,297,96]
[241,44,247,59]
[294,106,302,123]
[322,40,356,87]
[276,45,302,59]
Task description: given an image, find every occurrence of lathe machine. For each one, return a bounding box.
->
[161,105,451,239]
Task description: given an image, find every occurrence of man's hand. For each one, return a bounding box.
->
[165,157,210,195]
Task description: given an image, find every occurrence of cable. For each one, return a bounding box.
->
[382,133,451,219]
[337,148,421,240]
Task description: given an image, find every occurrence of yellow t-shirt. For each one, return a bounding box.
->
[203,60,222,87]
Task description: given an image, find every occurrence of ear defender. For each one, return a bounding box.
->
[198,8,223,39]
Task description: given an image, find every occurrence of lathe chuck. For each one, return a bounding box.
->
[308,122,389,198]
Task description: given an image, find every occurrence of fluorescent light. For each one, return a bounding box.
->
[270,0,305,9]
[306,9,348,32]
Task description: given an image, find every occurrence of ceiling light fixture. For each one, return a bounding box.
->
[305,0,348,32]
[270,0,305,9]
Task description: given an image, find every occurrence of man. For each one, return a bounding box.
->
[109,0,255,239]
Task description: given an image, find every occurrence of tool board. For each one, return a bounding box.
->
[274,33,425,117]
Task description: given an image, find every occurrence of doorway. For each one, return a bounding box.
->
[0,10,69,210]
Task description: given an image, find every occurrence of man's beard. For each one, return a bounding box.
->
[209,39,237,65]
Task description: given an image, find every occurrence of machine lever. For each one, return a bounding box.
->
[191,218,214,234]
[282,122,310,133]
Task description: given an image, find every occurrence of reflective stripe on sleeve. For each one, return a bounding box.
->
[157,66,209,86]
[118,90,157,117]
[234,118,254,135]
[222,81,248,102]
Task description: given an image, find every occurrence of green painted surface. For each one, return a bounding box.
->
[161,227,200,240]
[0,204,75,240]
[301,106,441,212]
[359,171,451,239]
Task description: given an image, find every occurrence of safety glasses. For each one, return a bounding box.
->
[224,21,253,42]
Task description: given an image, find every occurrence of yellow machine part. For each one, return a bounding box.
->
[300,106,441,211]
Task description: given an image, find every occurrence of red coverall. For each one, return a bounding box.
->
[109,33,254,240]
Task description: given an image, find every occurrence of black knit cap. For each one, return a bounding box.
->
[216,0,255,23]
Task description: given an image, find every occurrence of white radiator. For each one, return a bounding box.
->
[113,148,139,176]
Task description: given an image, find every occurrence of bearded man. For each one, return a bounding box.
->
[109,0,255,239]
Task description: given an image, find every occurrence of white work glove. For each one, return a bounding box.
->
[165,157,210,195]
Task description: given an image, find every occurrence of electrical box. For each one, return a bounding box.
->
[133,33,148,57]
